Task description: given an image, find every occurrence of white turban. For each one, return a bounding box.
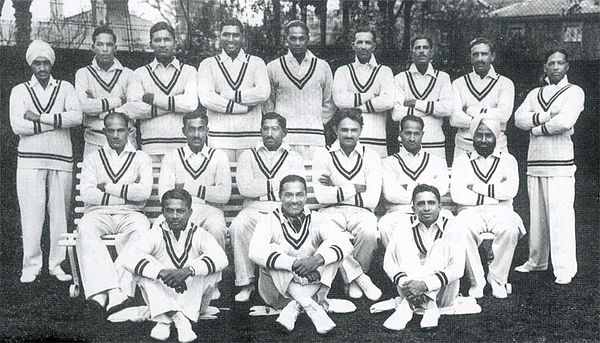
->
[26,40,55,66]
[469,116,501,140]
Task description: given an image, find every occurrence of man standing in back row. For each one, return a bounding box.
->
[332,26,394,157]
[265,20,335,159]
[198,17,270,161]
[129,22,198,160]
[451,37,514,164]
[514,49,584,285]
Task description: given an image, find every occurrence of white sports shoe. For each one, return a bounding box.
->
[107,289,129,312]
[211,288,221,300]
[150,322,171,341]
[347,281,363,299]
[276,300,301,332]
[20,272,38,283]
[304,299,336,335]
[420,304,440,329]
[50,268,73,282]
[555,277,572,285]
[468,283,484,299]
[172,311,197,343]
[383,299,413,331]
[487,275,507,299]
[235,285,254,302]
[355,274,382,301]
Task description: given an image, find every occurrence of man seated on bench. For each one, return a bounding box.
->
[378,115,449,247]
[248,175,353,334]
[77,111,152,313]
[158,109,231,250]
[312,108,383,301]
[381,184,464,331]
[231,112,305,302]
[115,188,228,342]
[451,117,525,299]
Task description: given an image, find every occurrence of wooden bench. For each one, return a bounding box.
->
[60,161,455,298]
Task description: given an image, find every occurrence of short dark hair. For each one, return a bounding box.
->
[104,112,129,127]
[544,48,569,64]
[354,25,377,42]
[150,22,175,41]
[412,184,441,204]
[261,112,287,131]
[410,34,433,49]
[400,115,424,131]
[469,37,495,54]
[161,188,192,209]
[92,25,117,43]
[183,107,208,127]
[279,175,307,196]
[333,108,364,128]
[285,20,309,36]
[220,17,244,35]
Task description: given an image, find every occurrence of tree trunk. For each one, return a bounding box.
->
[272,0,281,46]
[300,1,308,23]
[401,0,414,65]
[13,0,32,47]
[342,0,350,43]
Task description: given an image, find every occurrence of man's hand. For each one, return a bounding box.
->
[97,182,107,192]
[401,280,428,304]
[292,255,324,277]
[481,239,494,265]
[142,93,155,105]
[354,184,366,193]
[305,270,321,283]
[24,110,40,122]
[157,268,192,293]
[463,105,470,113]
[550,109,560,118]
[404,99,416,108]
[318,174,333,186]
[174,183,185,190]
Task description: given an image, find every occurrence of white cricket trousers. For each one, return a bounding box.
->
[393,241,461,308]
[77,211,149,298]
[457,206,522,287]
[319,206,378,283]
[230,207,269,286]
[378,211,412,248]
[191,203,228,249]
[17,168,72,276]
[525,176,577,279]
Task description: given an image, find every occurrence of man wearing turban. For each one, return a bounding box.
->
[450,117,525,299]
[9,40,82,283]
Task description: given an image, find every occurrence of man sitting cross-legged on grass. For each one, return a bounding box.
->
[114,188,228,343]
[379,184,465,331]
[248,175,355,334]
[77,112,152,314]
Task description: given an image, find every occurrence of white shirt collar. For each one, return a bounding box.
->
[149,57,181,71]
[544,75,569,87]
[409,63,437,78]
[354,54,378,68]
[399,146,424,158]
[285,49,315,66]
[91,57,123,72]
[470,65,499,80]
[329,140,365,157]
[29,74,58,88]
[160,217,195,233]
[219,49,247,63]
[276,206,312,223]
[255,140,291,153]
[412,213,446,232]
[182,144,211,159]
[469,148,502,161]
[102,142,136,156]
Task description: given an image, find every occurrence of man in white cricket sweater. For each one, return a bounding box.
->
[77,112,152,313]
[313,108,383,301]
[198,17,270,161]
[265,20,334,159]
[450,38,514,163]
[75,25,138,157]
[115,189,228,342]
[392,35,453,161]
[231,112,305,302]
[158,110,231,250]
[381,184,465,331]
[379,116,449,247]
[332,26,394,158]
[451,117,525,299]
[9,40,82,283]
[514,49,584,285]
[129,22,198,159]
[249,175,354,334]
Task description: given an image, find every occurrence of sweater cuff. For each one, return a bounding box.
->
[104,183,121,197]
[189,255,218,276]
[316,245,344,265]
[392,272,408,287]
[134,258,162,279]
[415,100,434,114]
[466,106,483,116]
[265,251,295,271]
[532,111,551,126]
[340,185,357,201]
[424,271,448,291]
[472,183,488,196]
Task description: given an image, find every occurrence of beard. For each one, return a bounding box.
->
[474,144,494,157]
